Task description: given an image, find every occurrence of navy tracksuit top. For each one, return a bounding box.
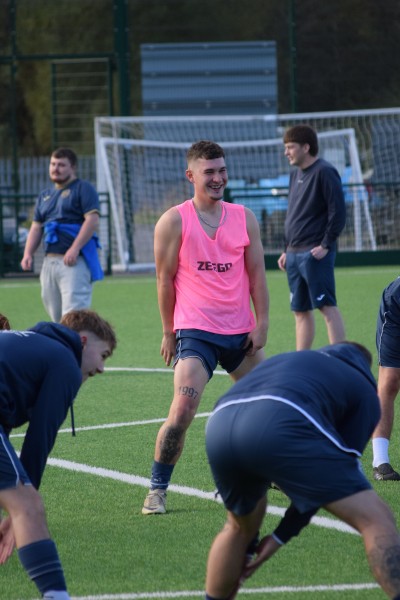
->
[0,322,83,488]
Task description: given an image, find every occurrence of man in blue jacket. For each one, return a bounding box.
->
[0,309,116,599]
[205,342,400,600]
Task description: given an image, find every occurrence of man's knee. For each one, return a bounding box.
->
[379,368,400,397]
[169,385,203,425]
[166,404,194,432]
[226,497,266,540]
[319,304,335,317]
[2,484,45,521]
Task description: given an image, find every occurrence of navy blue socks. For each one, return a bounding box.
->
[150,460,174,490]
[18,539,68,596]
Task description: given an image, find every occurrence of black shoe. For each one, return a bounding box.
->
[373,463,400,481]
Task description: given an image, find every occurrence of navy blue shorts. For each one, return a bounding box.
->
[376,277,400,367]
[0,427,31,490]
[174,329,250,380]
[286,250,337,311]
[206,400,371,515]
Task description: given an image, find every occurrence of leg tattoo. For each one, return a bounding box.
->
[368,539,400,596]
[159,425,185,463]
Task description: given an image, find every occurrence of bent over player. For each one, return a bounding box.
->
[205,342,400,600]
[0,309,116,599]
[142,140,269,515]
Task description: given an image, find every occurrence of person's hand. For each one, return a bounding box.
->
[0,516,15,564]
[244,323,268,357]
[242,535,281,580]
[277,252,286,271]
[20,255,33,271]
[63,247,79,266]
[310,245,329,260]
[226,535,281,600]
[160,332,176,366]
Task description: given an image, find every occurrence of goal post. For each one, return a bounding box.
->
[94,111,396,271]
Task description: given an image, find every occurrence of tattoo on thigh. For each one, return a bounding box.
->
[178,386,198,400]
[159,425,184,463]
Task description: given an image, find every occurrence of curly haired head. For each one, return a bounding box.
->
[187,140,225,164]
[0,314,11,330]
[60,309,117,354]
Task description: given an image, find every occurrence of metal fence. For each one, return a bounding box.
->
[0,156,97,196]
[226,181,400,254]
[2,180,400,276]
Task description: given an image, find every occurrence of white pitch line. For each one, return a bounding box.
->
[45,457,358,536]
[69,581,378,599]
[104,367,228,376]
[11,413,358,535]
[106,367,174,373]
[9,412,212,438]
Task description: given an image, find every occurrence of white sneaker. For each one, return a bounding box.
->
[142,488,167,515]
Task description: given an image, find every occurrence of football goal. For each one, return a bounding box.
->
[95,109,400,271]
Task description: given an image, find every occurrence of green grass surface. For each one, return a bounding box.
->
[1,266,399,599]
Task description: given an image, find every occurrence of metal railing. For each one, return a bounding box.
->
[226,182,400,253]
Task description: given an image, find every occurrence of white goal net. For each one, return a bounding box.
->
[95,109,400,270]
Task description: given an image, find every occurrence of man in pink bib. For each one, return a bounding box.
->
[142,140,269,515]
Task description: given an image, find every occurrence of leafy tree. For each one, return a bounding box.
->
[0,0,399,156]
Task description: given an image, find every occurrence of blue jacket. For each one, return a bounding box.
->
[0,322,83,488]
[44,221,104,282]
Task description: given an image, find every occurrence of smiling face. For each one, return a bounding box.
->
[49,155,76,187]
[186,156,228,202]
[80,331,113,383]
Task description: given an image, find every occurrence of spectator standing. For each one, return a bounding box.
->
[277,125,346,349]
[21,148,103,322]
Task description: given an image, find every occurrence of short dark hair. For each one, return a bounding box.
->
[51,147,78,168]
[187,140,225,164]
[283,125,319,157]
[60,309,117,354]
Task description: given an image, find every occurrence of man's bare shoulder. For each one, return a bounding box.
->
[243,206,261,231]
[155,206,182,237]
[156,206,181,229]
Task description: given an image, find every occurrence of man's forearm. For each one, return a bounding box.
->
[273,504,316,545]
[157,279,176,333]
